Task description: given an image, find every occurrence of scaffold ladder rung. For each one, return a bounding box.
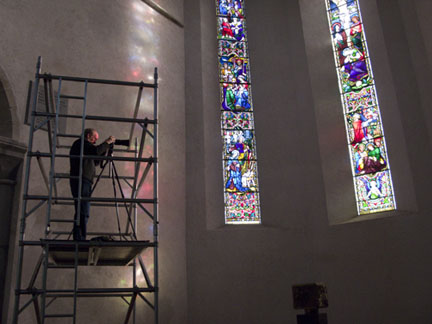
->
[59,94,84,100]
[47,264,75,269]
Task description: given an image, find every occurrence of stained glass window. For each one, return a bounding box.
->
[325,0,396,214]
[216,0,261,224]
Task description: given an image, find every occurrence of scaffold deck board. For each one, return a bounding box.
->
[43,240,150,266]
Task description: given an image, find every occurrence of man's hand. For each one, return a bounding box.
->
[105,136,116,145]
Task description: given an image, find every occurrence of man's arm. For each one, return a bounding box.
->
[95,136,116,155]
[84,136,115,156]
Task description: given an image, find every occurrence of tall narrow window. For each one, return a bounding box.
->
[216,0,261,224]
[325,0,396,214]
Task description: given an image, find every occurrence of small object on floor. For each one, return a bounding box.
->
[293,283,328,324]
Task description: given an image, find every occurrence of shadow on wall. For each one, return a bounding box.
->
[0,79,13,138]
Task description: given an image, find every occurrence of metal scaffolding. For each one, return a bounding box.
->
[12,57,159,324]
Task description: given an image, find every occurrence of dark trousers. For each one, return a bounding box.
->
[70,178,92,240]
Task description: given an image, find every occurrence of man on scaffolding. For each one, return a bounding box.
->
[69,128,115,241]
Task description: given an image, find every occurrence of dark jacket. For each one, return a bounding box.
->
[69,139,110,183]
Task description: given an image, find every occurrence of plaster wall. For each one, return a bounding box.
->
[185,0,432,323]
[0,0,186,323]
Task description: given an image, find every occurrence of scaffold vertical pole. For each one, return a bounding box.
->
[12,56,42,324]
[153,67,159,324]
[40,242,49,323]
[45,77,62,235]
[133,136,138,324]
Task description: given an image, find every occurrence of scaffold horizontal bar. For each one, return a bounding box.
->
[21,240,155,248]
[30,292,152,299]
[24,195,156,204]
[47,264,75,269]
[39,73,156,88]
[33,111,157,124]
[50,232,137,237]
[28,152,156,163]
[46,293,138,298]
[57,145,137,154]
[52,201,139,208]
[59,95,84,100]
[54,173,135,180]
[18,287,156,295]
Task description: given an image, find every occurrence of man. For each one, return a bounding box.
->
[69,128,115,240]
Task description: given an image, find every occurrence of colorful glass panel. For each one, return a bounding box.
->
[342,86,376,113]
[349,137,388,176]
[219,56,250,83]
[217,17,247,41]
[345,106,383,144]
[354,171,395,214]
[221,111,254,130]
[217,0,261,224]
[218,40,248,58]
[225,192,260,223]
[217,0,245,17]
[223,159,258,192]
[223,129,257,160]
[326,0,396,214]
[220,83,253,111]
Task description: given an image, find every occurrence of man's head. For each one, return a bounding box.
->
[84,128,99,144]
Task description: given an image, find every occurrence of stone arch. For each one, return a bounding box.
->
[0,65,23,323]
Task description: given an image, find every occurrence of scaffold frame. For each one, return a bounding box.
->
[12,57,159,324]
